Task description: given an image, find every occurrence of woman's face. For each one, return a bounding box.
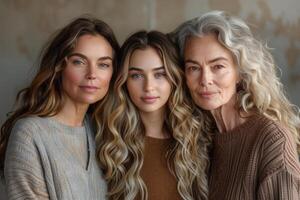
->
[62,34,113,107]
[126,47,171,114]
[184,34,239,111]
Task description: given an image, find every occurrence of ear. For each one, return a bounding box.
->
[236,80,244,92]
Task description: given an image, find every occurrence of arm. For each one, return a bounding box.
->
[257,169,300,200]
[4,120,50,200]
[257,121,300,200]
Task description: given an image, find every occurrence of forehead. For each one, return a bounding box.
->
[184,34,233,61]
[72,34,113,57]
[129,47,163,70]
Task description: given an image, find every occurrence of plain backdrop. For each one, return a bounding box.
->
[1,0,300,199]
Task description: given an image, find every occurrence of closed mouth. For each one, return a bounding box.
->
[198,91,217,98]
[141,96,159,103]
[80,85,99,89]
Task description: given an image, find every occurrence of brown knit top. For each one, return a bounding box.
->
[137,136,182,200]
[209,114,300,200]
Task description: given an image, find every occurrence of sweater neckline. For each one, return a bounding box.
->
[145,135,173,145]
[45,116,91,171]
[46,117,86,133]
[214,114,263,142]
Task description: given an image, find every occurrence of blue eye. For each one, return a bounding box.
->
[98,63,111,68]
[130,73,143,79]
[72,59,85,66]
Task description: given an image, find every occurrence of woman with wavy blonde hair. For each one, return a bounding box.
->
[96,31,211,200]
[0,17,119,199]
[171,10,300,199]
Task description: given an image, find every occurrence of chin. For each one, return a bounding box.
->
[139,106,162,113]
[81,97,104,105]
[196,101,220,111]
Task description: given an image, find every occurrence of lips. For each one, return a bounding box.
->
[141,96,159,103]
[198,91,216,98]
[79,85,99,92]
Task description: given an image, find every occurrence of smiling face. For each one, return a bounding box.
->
[184,34,239,111]
[62,34,113,107]
[126,47,171,114]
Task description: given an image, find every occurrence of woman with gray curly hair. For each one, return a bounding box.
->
[171,10,300,199]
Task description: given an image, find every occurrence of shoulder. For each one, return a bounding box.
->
[13,116,43,129]
[253,115,300,180]
[247,114,293,145]
[10,116,50,142]
[254,115,295,150]
[5,117,47,169]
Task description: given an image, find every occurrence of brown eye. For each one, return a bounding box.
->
[186,66,200,72]
[213,65,224,70]
[154,72,167,79]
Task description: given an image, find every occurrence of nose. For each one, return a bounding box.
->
[200,68,212,87]
[143,76,154,92]
[86,64,96,80]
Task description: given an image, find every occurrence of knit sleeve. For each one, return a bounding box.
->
[257,120,300,200]
[4,119,50,200]
[257,169,300,200]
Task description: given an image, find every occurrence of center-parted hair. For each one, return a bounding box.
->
[0,16,120,173]
[96,31,212,200]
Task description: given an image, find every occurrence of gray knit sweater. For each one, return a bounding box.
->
[4,116,107,200]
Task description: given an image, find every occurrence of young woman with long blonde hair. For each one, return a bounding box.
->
[96,31,212,200]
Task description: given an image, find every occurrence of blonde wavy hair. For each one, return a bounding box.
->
[171,10,300,153]
[96,31,212,200]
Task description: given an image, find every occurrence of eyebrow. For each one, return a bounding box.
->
[208,57,228,63]
[185,57,228,65]
[67,53,113,61]
[128,66,165,71]
[184,59,199,65]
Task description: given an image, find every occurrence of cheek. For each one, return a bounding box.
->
[98,71,113,86]
[162,81,172,98]
[126,81,140,100]
[185,73,198,90]
[218,73,238,98]
[186,80,193,91]
[62,70,83,86]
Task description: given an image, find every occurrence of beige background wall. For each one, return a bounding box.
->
[0,0,299,198]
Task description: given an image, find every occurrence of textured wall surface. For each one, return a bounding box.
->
[0,0,299,198]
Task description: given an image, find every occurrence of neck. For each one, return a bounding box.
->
[139,108,169,139]
[210,95,249,133]
[54,98,89,127]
